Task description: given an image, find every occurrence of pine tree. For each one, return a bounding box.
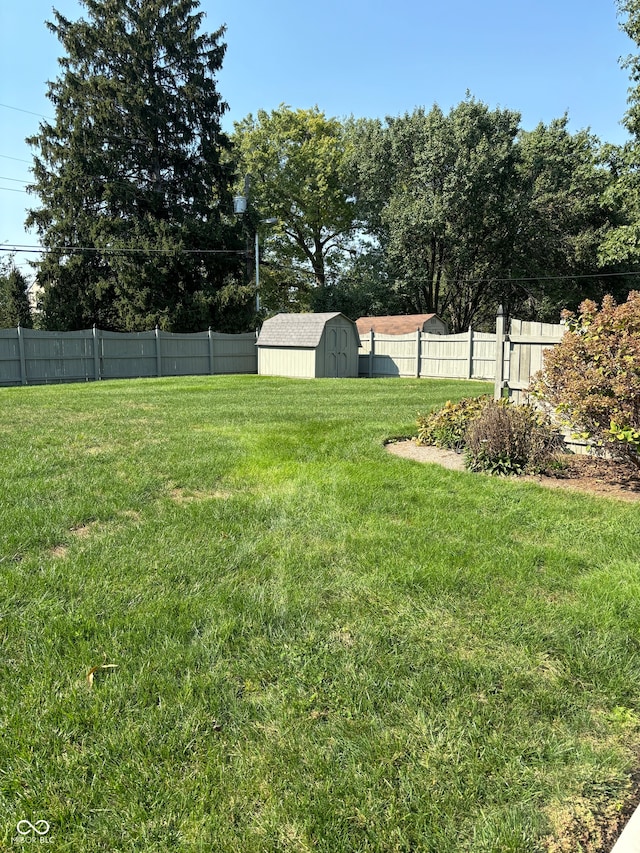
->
[0,261,33,329]
[26,0,251,332]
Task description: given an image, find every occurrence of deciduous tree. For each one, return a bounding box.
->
[232,106,356,312]
[349,99,523,331]
[597,0,640,269]
[349,101,624,330]
[510,118,626,320]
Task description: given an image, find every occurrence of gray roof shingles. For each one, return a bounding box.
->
[257,313,352,348]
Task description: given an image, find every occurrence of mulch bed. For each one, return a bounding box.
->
[386,440,640,502]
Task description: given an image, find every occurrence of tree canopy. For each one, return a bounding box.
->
[26,0,250,332]
[22,1,640,332]
[597,0,640,269]
[345,100,623,331]
[509,117,628,319]
[350,100,524,331]
[232,106,357,312]
[0,259,32,329]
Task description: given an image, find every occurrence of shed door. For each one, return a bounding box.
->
[325,326,349,377]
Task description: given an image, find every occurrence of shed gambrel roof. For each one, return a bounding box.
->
[356,314,444,334]
[257,312,358,348]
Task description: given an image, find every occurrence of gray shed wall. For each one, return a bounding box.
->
[318,316,359,378]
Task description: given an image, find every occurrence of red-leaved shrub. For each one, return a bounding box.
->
[531,292,640,468]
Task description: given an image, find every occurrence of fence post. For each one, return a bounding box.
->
[467,326,473,379]
[207,326,213,376]
[369,329,375,378]
[17,325,26,386]
[494,306,505,400]
[415,329,421,378]
[155,325,162,377]
[92,325,101,381]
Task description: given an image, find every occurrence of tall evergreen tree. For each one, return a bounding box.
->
[26,0,251,332]
[0,260,32,329]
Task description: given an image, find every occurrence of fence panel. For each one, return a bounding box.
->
[511,319,565,338]
[22,329,95,384]
[210,332,257,374]
[470,332,498,380]
[0,327,259,386]
[358,333,371,377]
[420,332,469,379]
[358,329,497,380]
[157,331,210,377]
[99,331,158,379]
[499,318,565,403]
[358,333,371,355]
[0,330,22,386]
[372,332,415,376]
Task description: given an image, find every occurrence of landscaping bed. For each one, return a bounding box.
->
[387,439,640,502]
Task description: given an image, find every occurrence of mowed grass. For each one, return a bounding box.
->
[1,375,639,852]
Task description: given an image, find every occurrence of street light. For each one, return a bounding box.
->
[232,188,277,313]
[255,218,277,312]
[233,195,247,216]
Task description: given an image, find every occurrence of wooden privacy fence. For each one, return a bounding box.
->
[0,311,566,392]
[494,313,565,403]
[358,312,565,398]
[0,326,257,386]
[358,328,498,380]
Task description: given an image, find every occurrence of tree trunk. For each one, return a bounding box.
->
[313,235,326,289]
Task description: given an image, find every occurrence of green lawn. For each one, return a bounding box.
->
[1,375,639,852]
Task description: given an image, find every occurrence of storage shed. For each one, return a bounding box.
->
[257,312,360,378]
[356,313,448,335]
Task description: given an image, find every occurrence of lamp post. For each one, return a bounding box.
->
[233,188,277,313]
[233,195,247,216]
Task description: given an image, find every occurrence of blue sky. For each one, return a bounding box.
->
[0,0,635,274]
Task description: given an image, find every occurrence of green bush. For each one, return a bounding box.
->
[464,400,563,475]
[416,395,491,450]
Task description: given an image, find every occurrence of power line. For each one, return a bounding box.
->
[0,244,246,257]
[1,244,638,283]
[0,103,54,121]
[0,154,32,165]
[462,270,640,284]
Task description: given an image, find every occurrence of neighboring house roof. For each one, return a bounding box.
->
[356,314,444,335]
[257,312,357,348]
